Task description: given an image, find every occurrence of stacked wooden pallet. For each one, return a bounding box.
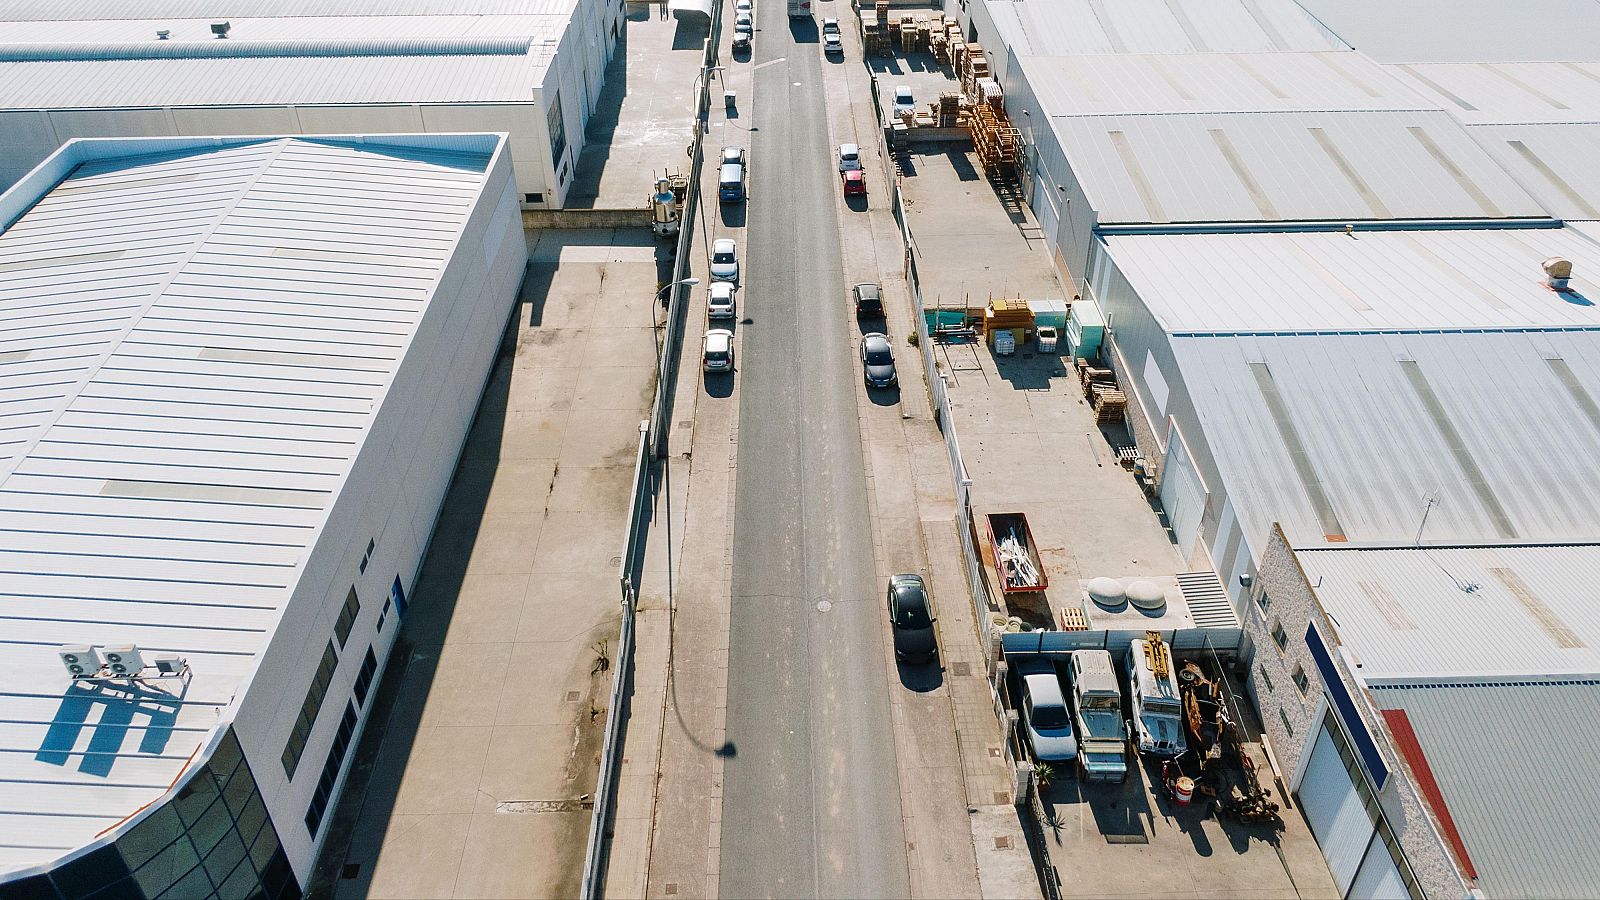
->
[984,299,1033,336]
[936,91,962,127]
[899,15,919,52]
[1075,358,1116,394]
[1091,384,1127,424]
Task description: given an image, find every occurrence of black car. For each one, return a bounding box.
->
[853,282,883,317]
[887,574,936,662]
[862,332,897,388]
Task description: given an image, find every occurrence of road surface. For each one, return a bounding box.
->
[717,6,911,899]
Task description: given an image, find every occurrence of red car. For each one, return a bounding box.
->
[842,169,866,197]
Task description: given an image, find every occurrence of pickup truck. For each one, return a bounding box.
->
[1128,636,1186,758]
[1068,650,1129,782]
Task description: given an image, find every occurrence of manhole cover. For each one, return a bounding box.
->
[664,884,679,896]
[993,791,1010,805]
[951,662,972,676]
[565,691,580,702]
[993,836,1012,850]
[816,600,833,612]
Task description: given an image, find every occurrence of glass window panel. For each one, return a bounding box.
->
[154,862,214,900]
[188,795,233,857]
[208,732,243,782]
[218,759,257,819]
[81,876,140,900]
[276,874,303,900]
[247,824,280,874]
[119,804,184,871]
[0,873,63,900]
[216,856,261,900]
[257,850,292,897]
[235,795,268,848]
[49,845,131,899]
[132,836,200,898]
[202,830,247,886]
[173,772,219,828]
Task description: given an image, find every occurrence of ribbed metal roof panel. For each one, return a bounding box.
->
[0,0,579,18]
[0,135,495,872]
[984,0,1347,55]
[1470,124,1600,221]
[1168,330,1600,547]
[1369,681,1600,899]
[1103,227,1600,332]
[1052,109,1547,224]
[1388,61,1600,125]
[1294,0,1600,64]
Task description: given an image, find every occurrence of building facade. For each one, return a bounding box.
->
[0,132,527,898]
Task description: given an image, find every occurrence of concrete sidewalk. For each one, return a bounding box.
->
[308,229,668,900]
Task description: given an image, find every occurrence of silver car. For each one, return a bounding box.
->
[861,332,896,388]
[703,328,735,373]
[707,281,736,320]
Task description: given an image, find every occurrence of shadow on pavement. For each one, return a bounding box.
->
[867,383,901,407]
[673,18,710,50]
[720,201,747,228]
[789,18,818,42]
[844,193,869,213]
[705,370,734,398]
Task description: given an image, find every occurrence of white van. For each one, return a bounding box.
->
[1127,637,1186,758]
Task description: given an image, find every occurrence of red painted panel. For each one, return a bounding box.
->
[1381,708,1478,880]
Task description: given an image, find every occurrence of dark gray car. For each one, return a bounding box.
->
[887,574,936,662]
[861,332,896,388]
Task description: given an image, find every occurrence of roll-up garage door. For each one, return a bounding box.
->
[1031,170,1060,256]
[1300,719,1378,896]
[1159,430,1206,559]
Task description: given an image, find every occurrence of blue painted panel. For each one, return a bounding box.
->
[1305,622,1389,790]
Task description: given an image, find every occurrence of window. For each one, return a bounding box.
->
[282,641,339,778]
[524,192,543,204]
[1255,590,1271,617]
[354,648,379,707]
[1278,708,1295,738]
[334,587,360,648]
[359,538,375,574]
[548,93,567,167]
[305,703,360,837]
[1291,664,1310,695]
[1271,620,1289,653]
[376,597,391,633]
[1259,665,1275,693]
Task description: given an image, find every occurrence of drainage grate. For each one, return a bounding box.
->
[951,662,971,677]
[566,691,581,702]
[993,836,1012,850]
[664,884,679,896]
[1104,833,1149,844]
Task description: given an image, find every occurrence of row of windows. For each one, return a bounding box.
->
[304,703,360,838]
[281,641,339,779]
[0,730,300,900]
[334,587,361,648]
[354,648,379,708]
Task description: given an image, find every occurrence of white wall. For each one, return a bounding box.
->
[229,146,528,882]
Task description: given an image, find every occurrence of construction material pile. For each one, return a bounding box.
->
[955,43,1020,177]
[862,0,892,56]
[984,298,1032,348]
[1075,358,1125,424]
[936,91,962,127]
[997,528,1042,590]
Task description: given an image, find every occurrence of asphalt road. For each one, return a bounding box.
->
[716,7,911,899]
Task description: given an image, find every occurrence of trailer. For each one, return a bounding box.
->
[987,512,1046,593]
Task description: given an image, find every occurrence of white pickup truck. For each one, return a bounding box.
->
[1069,650,1129,782]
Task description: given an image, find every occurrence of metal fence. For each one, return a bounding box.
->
[583,7,723,897]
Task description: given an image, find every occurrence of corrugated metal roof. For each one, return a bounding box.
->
[1369,681,1600,899]
[0,46,554,107]
[983,0,1347,56]
[1167,329,1600,547]
[1293,0,1600,64]
[1016,52,1435,117]
[0,13,572,44]
[0,135,494,871]
[1388,61,1600,125]
[1054,109,1545,224]
[1470,124,1600,220]
[0,0,580,18]
[1103,228,1600,332]
[1301,546,1600,679]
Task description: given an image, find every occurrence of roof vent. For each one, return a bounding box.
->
[156,29,170,39]
[210,21,230,38]
[1544,256,1573,291]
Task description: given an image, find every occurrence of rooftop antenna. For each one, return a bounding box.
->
[1412,493,1438,546]
[1413,493,1481,593]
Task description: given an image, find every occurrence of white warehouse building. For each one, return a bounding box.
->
[0,0,622,208]
[0,132,527,899]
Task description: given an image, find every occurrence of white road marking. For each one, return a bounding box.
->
[752,56,787,70]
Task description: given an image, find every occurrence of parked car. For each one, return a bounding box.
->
[853,282,883,317]
[707,282,736,320]
[824,32,843,55]
[893,84,915,116]
[702,328,735,373]
[842,168,866,197]
[837,143,861,172]
[733,29,751,51]
[885,574,936,662]
[861,332,896,388]
[722,146,746,166]
[718,160,745,203]
[735,0,752,11]
[1018,659,1077,764]
[710,239,739,283]
[1127,637,1186,758]
[735,11,753,29]
[822,16,840,34]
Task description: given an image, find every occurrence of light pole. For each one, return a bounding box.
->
[654,276,700,358]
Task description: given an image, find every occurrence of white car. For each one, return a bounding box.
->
[735,11,753,29]
[703,329,735,373]
[837,143,861,172]
[722,146,745,166]
[824,32,843,55]
[893,84,914,116]
[710,238,739,283]
[822,16,840,34]
[736,0,752,10]
[707,281,737,320]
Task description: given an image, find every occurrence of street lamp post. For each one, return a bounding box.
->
[654,276,700,357]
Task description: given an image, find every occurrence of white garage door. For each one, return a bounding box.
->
[1159,431,1206,559]
[1031,170,1060,254]
[1299,722,1377,896]
[1350,843,1409,900]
